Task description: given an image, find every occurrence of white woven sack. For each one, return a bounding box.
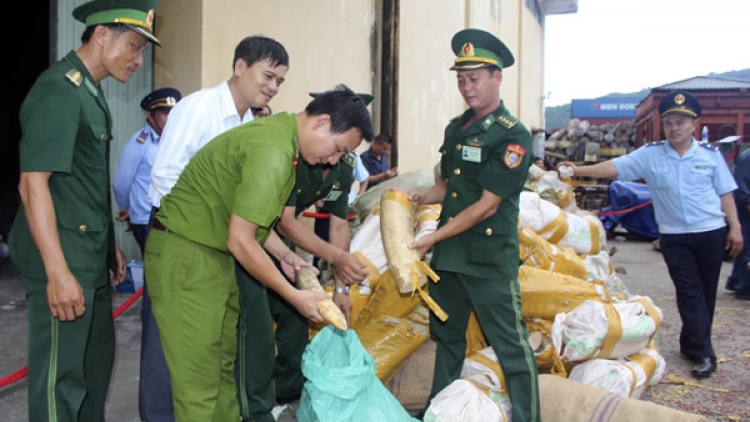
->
[551,296,662,362]
[424,378,509,422]
[568,346,666,399]
[349,211,388,276]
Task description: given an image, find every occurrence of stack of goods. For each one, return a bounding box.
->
[302,169,694,420]
[545,118,636,163]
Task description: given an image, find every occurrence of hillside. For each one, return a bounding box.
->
[544,69,750,130]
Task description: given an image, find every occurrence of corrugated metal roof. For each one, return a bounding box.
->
[654,76,750,91]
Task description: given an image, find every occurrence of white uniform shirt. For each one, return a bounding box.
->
[148,80,255,207]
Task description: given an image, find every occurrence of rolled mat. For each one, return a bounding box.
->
[539,374,707,422]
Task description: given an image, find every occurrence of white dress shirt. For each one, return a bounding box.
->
[148,80,255,207]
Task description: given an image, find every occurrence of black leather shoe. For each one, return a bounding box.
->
[735,292,750,300]
[680,352,701,363]
[725,278,737,292]
[692,357,717,378]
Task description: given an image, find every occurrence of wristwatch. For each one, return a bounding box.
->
[333,286,350,295]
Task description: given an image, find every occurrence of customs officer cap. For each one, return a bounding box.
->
[73,0,161,46]
[140,87,181,112]
[309,91,374,106]
[450,28,514,71]
[659,91,701,118]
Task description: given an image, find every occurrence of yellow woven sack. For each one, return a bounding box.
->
[358,305,430,383]
[519,266,611,320]
[352,270,424,331]
[519,226,588,278]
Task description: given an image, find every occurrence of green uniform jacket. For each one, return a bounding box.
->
[287,154,355,219]
[430,102,532,279]
[157,112,299,250]
[10,51,116,287]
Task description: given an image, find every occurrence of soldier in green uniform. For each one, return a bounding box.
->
[8,1,161,420]
[144,86,374,422]
[404,29,540,422]
[235,91,374,422]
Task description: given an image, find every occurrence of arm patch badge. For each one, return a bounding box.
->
[504,144,525,169]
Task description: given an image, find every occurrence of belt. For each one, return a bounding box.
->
[152,218,168,232]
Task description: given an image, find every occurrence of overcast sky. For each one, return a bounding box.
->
[543,0,750,106]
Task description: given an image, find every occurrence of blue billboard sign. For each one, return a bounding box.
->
[570,97,641,118]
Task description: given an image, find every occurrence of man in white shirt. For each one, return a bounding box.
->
[148,35,288,208]
[142,35,289,422]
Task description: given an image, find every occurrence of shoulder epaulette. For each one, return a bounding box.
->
[341,154,355,169]
[449,115,461,123]
[645,141,665,147]
[698,141,719,152]
[495,114,518,130]
[136,129,149,143]
[65,68,82,87]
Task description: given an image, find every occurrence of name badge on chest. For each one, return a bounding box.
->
[462,145,482,163]
[323,190,342,202]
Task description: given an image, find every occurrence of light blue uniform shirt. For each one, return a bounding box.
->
[348,153,369,205]
[113,124,160,225]
[613,138,736,234]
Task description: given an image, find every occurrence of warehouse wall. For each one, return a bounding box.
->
[153,0,545,174]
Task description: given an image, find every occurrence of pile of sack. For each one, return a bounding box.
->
[298,167,704,422]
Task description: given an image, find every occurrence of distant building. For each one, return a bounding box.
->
[635,76,750,147]
[570,97,641,125]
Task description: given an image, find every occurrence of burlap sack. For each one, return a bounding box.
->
[539,374,707,422]
[386,339,436,410]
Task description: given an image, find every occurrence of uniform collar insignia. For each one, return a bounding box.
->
[481,113,495,131]
[84,77,98,97]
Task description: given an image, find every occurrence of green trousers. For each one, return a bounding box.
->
[23,276,114,422]
[235,262,308,422]
[424,270,540,422]
[145,229,240,422]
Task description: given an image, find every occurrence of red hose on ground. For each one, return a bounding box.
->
[597,200,653,218]
[0,286,144,389]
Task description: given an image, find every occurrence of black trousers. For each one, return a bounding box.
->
[660,227,726,358]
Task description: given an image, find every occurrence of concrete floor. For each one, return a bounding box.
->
[0,233,748,421]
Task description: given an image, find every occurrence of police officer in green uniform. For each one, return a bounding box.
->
[144,87,374,422]
[8,1,161,420]
[404,29,540,422]
[235,91,374,422]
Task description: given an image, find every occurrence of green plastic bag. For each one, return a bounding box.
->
[297,325,420,422]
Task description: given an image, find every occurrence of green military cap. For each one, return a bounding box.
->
[309,91,374,106]
[450,28,514,71]
[73,0,161,46]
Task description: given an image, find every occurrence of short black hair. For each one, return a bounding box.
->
[374,133,392,144]
[534,156,543,162]
[233,35,289,69]
[305,85,375,142]
[81,23,129,43]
